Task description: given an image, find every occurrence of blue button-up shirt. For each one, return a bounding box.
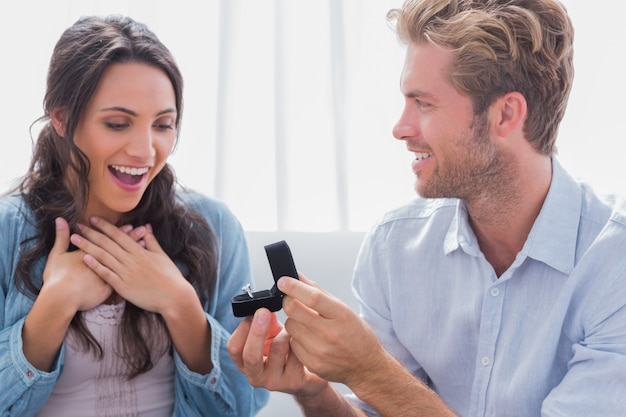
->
[351,158,626,416]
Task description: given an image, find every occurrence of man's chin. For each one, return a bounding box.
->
[415,182,451,199]
[415,182,436,199]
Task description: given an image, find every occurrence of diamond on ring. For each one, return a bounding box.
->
[242,283,253,298]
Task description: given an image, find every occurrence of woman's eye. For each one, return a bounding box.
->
[154,118,175,131]
[105,122,128,131]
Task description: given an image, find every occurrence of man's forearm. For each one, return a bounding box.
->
[348,351,457,417]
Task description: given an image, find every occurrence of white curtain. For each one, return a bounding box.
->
[1,0,625,232]
[201,0,412,231]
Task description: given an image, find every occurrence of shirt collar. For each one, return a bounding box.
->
[444,158,581,275]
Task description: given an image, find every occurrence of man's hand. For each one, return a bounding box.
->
[228,307,329,396]
[278,274,386,389]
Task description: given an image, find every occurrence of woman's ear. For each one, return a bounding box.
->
[50,108,66,137]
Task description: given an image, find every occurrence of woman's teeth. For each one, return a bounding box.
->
[110,165,149,176]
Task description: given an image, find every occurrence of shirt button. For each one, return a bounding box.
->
[481,357,490,366]
[210,377,217,385]
[26,369,34,378]
[490,288,499,297]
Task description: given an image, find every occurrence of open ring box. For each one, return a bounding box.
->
[231,240,299,317]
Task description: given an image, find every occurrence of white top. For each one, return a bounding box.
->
[36,302,175,417]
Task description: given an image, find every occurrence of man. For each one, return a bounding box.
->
[228,0,626,415]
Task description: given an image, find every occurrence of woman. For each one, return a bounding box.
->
[0,14,268,416]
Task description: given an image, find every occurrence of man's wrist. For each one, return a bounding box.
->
[295,381,360,417]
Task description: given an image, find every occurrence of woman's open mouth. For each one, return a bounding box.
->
[109,164,149,185]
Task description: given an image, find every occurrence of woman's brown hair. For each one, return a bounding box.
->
[14,14,218,378]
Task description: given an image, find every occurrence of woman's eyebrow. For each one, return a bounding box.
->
[99,106,177,116]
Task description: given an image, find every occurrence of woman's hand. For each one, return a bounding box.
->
[23,217,146,372]
[70,216,214,374]
[69,216,191,315]
[43,217,113,312]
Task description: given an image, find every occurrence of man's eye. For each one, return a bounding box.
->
[416,99,430,108]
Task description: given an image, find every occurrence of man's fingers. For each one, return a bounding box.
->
[278,275,339,319]
[240,309,274,374]
[262,313,284,355]
[262,330,292,389]
[297,272,322,289]
[228,316,254,368]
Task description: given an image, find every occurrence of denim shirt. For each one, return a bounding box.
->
[350,158,626,416]
[0,190,268,416]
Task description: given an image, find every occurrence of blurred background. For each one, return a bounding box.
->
[2,0,623,234]
[2,1,624,416]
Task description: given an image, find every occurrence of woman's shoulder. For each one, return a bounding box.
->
[177,188,231,217]
[175,188,243,233]
[0,193,31,223]
[0,193,35,251]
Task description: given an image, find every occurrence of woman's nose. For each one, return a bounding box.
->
[127,128,156,159]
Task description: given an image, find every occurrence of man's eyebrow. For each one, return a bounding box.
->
[100,106,177,116]
[403,89,434,99]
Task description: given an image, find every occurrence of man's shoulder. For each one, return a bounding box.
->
[600,193,626,225]
[599,195,626,241]
[578,184,626,233]
[572,190,626,275]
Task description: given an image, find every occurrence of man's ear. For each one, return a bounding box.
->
[493,91,527,138]
[50,108,66,137]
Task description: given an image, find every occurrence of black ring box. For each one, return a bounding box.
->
[231,240,299,317]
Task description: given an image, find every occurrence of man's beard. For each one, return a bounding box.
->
[416,111,514,201]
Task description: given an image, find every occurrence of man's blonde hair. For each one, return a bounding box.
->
[388,0,574,155]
